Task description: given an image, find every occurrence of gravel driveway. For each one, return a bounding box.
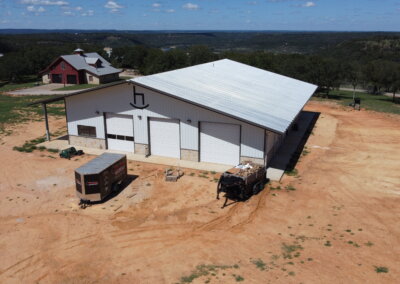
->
[7,83,83,96]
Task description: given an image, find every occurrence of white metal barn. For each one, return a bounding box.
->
[36,59,317,167]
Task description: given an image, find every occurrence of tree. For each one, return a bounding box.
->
[187,45,217,66]
[345,62,362,101]
[389,65,400,103]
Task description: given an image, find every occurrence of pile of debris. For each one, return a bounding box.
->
[217,161,267,206]
[165,167,184,182]
[225,161,264,178]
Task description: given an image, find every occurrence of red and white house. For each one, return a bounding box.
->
[40,49,121,85]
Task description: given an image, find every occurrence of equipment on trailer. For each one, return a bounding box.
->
[75,153,127,203]
[217,162,266,208]
[60,147,84,159]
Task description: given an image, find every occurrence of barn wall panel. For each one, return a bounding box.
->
[66,83,267,159]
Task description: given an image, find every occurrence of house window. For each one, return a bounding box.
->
[61,62,65,70]
[77,125,96,137]
[89,76,93,82]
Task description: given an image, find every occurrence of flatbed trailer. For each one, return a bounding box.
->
[217,162,266,208]
[75,153,127,202]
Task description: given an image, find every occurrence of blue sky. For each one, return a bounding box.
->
[0,0,399,31]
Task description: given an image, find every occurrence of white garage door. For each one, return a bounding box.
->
[149,118,180,158]
[106,113,134,152]
[200,122,240,165]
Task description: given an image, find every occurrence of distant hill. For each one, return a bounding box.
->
[1,30,400,54]
[320,36,400,62]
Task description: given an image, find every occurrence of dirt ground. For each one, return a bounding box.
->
[0,101,399,283]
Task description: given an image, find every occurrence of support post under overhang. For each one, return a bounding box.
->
[42,103,50,141]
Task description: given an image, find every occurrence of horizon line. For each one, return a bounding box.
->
[0,28,399,33]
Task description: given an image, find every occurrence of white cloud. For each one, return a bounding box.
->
[152,3,161,8]
[105,1,122,13]
[75,6,82,11]
[165,9,175,13]
[302,1,315,7]
[21,0,68,6]
[26,5,45,12]
[81,8,94,16]
[63,10,73,15]
[183,3,199,10]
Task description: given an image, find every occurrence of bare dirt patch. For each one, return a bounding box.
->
[0,101,399,283]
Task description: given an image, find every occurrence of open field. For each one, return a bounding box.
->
[0,94,64,134]
[0,101,399,283]
[313,89,400,115]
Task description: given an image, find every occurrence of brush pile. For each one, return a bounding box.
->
[226,161,264,178]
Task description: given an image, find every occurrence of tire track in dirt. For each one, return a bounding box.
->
[107,189,270,251]
[0,254,35,276]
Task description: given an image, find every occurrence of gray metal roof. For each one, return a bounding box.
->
[75,153,126,175]
[132,59,317,133]
[61,52,121,76]
[85,57,100,65]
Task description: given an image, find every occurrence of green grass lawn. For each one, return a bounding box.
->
[0,94,65,133]
[313,89,400,115]
[53,84,97,91]
[0,82,41,92]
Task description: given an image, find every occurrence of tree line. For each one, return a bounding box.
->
[110,45,400,101]
[1,41,399,102]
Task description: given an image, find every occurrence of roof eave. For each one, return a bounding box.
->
[27,80,129,106]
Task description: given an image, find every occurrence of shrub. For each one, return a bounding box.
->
[285,168,298,176]
[374,266,388,273]
[251,258,266,271]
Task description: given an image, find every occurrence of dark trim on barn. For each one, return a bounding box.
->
[146,116,151,157]
[197,121,201,162]
[103,112,109,150]
[263,130,267,166]
[239,124,242,161]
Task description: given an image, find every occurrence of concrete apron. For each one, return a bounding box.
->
[38,139,232,173]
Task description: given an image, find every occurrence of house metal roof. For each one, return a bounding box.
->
[132,59,318,133]
[61,52,121,76]
[85,57,100,65]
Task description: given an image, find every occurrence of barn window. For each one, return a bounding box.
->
[89,76,93,82]
[61,62,65,70]
[77,125,96,137]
